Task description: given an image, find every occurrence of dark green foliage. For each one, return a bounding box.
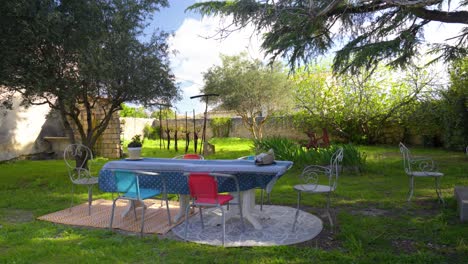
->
[128,135,143,148]
[210,117,232,137]
[253,136,366,170]
[442,58,468,150]
[120,104,149,118]
[143,124,159,140]
[0,0,178,154]
[403,58,468,150]
[188,1,468,73]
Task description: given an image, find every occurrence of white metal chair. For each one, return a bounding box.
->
[64,144,99,215]
[292,147,343,232]
[399,142,444,203]
[109,170,172,237]
[183,172,245,246]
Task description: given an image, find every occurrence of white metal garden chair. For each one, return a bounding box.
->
[399,142,444,203]
[64,144,99,215]
[292,147,344,232]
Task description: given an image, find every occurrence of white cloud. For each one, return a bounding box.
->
[168,16,265,114]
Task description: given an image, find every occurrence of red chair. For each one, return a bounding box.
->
[173,154,204,160]
[184,172,245,246]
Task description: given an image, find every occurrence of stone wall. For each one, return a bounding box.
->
[90,106,121,159]
[69,101,121,159]
[120,115,427,146]
[121,116,308,141]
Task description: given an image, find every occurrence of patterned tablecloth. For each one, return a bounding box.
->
[99,158,293,194]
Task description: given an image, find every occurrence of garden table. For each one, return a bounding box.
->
[99,158,293,229]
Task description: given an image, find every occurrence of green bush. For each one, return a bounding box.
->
[210,117,232,137]
[253,136,366,171]
[143,124,159,140]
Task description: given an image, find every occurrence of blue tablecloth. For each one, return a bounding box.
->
[99,158,293,194]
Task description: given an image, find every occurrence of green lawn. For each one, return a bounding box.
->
[1,138,467,263]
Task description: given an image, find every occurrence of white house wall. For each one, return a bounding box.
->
[0,93,51,161]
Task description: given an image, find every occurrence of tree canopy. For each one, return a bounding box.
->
[120,104,149,118]
[291,63,437,144]
[202,53,293,139]
[0,0,180,151]
[188,0,468,73]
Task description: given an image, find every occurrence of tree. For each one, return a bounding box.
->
[188,0,468,73]
[443,57,468,149]
[402,58,467,149]
[292,63,436,144]
[150,108,175,119]
[0,0,179,161]
[120,104,149,118]
[202,53,293,139]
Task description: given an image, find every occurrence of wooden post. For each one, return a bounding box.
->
[174,111,178,152]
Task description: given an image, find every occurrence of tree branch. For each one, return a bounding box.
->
[409,7,468,24]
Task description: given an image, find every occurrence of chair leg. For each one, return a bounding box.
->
[292,191,301,232]
[69,184,75,211]
[260,189,264,211]
[184,203,192,241]
[407,176,414,202]
[326,192,334,231]
[199,207,204,229]
[164,193,172,225]
[140,203,146,237]
[132,200,137,219]
[220,206,225,247]
[435,177,444,204]
[87,185,93,216]
[109,198,118,230]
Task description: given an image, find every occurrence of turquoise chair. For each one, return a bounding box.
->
[109,170,171,237]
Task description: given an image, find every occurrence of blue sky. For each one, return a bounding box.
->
[139,1,266,114]
[141,1,465,115]
[147,1,200,33]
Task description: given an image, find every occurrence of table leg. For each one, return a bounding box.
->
[241,189,263,229]
[174,194,190,222]
[205,189,264,230]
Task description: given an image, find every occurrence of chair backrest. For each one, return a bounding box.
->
[114,170,140,199]
[329,147,344,190]
[188,173,218,201]
[300,147,343,190]
[64,144,93,181]
[399,142,412,174]
[173,154,204,160]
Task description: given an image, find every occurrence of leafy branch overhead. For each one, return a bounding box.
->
[188,0,468,73]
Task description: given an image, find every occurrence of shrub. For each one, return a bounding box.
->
[253,136,366,171]
[143,124,159,140]
[210,117,232,137]
[128,135,143,148]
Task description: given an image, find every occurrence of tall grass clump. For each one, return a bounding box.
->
[253,136,366,171]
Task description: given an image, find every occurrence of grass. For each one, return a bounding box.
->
[1,138,468,263]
